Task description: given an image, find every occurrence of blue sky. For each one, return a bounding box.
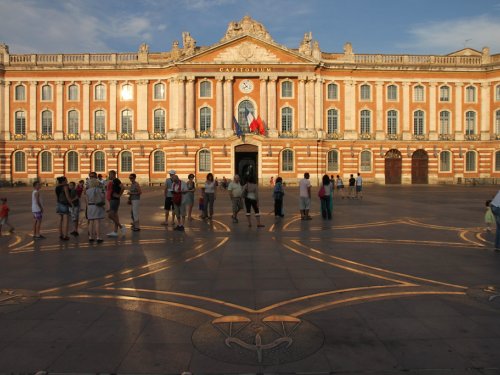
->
[1,0,500,55]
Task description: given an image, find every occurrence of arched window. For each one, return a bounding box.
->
[200,107,211,133]
[14,151,26,172]
[68,84,78,101]
[439,111,450,135]
[413,110,424,135]
[94,110,106,135]
[360,110,371,134]
[465,151,476,172]
[495,151,500,172]
[327,83,338,100]
[440,85,450,102]
[153,150,165,172]
[327,109,338,134]
[41,110,52,135]
[413,85,424,102]
[387,110,398,135]
[465,111,476,135]
[465,85,476,102]
[360,150,372,172]
[15,111,26,135]
[360,84,371,100]
[120,84,133,101]
[68,110,79,135]
[40,151,52,173]
[153,109,166,133]
[41,84,52,101]
[387,85,398,101]
[281,149,294,172]
[67,151,79,172]
[15,84,26,101]
[198,149,211,172]
[496,110,500,135]
[154,83,165,100]
[238,100,255,132]
[200,81,211,98]
[439,151,451,172]
[121,109,132,134]
[327,150,339,172]
[120,151,133,173]
[94,84,106,101]
[281,107,293,133]
[94,151,106,173]
[281,81,293,98]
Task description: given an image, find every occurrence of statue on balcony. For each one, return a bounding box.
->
[138,42,149,54]
[182,32,196,55]
[299,32,312,56]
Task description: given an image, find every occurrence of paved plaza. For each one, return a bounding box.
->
[0,183,499,374]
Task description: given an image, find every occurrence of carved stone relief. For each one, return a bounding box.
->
[214,41,279,63]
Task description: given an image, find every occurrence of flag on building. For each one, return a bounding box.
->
[233,116,242,137]
[257,116,266,135]
[245,107,259,132]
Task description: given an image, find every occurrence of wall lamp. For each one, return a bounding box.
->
[184,144,188,156]
[407,146,411,157]
[379,146,384,157]
[140,145,145,157]
[433,145,438,158]
[350,145,354,157]
[307,145,311,157]
[267,145,272,157]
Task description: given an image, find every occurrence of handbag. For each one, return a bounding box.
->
[318,185,326,198]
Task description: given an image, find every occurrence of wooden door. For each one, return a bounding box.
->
[385,149,402,184]
[411,149,428,184]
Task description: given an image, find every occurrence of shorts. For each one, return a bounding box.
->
[109,199,120,212]
[164,196,173,210]
[0,217,7,225]
[56,202,70,215]
[70,205,80,222]
[356,186,362,192]
[299,197,311,210]
[33,211,43,221]
[231,197,242,213]
[173,202,186,218]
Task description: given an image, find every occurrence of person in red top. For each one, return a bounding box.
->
[0,197,14,236]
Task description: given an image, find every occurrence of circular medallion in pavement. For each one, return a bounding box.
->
[192,314,324,366]
[466,285,500,309]
[0,289,39,314]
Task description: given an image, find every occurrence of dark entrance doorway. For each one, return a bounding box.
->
[235,144,258,185]
[384,149,402,184]
[412,149,428,184]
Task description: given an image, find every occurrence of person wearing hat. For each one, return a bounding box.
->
[163,169,176,226]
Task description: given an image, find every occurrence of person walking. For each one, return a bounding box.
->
[242,175,264,228]
[185,174,196,221]
[319,174,333,220]
[489,190,500,251]
[273,177,285,217]
[32,181,45,239]
[128,173,142,231]
[55,176,73,241]
[203,173,216,220]
[355,172,363,199]
[336,175,345,199]
[0,197,14,236]
[228,174,243,223]
[106,170,126,237]
[348,174,356,199]
[163,170,176,226]
[299,172,312,220]
[86,177,105,243]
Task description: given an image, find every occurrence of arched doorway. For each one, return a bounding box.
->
[412,149,428,184]
[235,144,258,185]
[384,149,402,184]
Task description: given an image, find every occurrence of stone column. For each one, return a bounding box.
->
[314,78,323,136]
[135,79,149,140]
[224,76,234,137]
[298,78,307,137]
[81,80,90,140]
[28,81,37,140]
[429,82,437,140]
[215,76,224,137]
[402,82,411,140]
[168,78,177,135]
[108,80,117,140]
[185,76,196,138]
[306,77,315,136]
[0,81,7,140]
[55,81,64,140]
[259,76,268,126]
[343,80,356,140]
[375,81,384,140]
[481,82,491,140]
[267,77,277,137]
[177,77,186,137]
[454,82,463,140]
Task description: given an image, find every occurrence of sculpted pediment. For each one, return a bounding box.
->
[213,41,279,63]
[447,48,482,57]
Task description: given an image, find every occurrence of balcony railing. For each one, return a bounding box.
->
[464,134,480,141]
[412,134,428,141]
[11,133,26,140]
[39,133,54,140]
[386,133,401,140]
[149,132,167,140]
[439,134,455,141]
[92,133,107,140]
[118,132,134,140]
[325,132,344,140]
[492,134,500,140]
[197,130,213,138]
[279,131,298,138]
[65,133,80,140]
[359,133,374,140]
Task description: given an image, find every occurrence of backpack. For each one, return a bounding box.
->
[172,182,182,205]
[318,185,326,199]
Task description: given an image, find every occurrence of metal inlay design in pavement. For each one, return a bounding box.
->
[0,289,39,314]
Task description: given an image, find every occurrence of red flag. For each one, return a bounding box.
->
[257,116,266,135]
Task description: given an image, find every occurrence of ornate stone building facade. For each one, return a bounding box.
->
[1,16,500,186]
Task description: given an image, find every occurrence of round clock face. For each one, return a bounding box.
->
[239,79,254,93]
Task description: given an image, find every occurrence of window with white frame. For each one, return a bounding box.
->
[440,85,450,102]
[327,150,339,171]
[94,84,106,101]
[465,151,476,172]
[200,81,211,98]
[327,109,338,134]
[439,151,451,172]
[495,151,500,172]
[360,84,371,100]
[281,107,293,133]
[67,151,79,172]
[15,85,25,101]
[439,110,450,135]
[120,151,133,173]
[94,151,106,173]
[387,85,398,101]
[198,149,211,172]
[153,150,165,172]
[327,83,338,100]
[154,83,165,100]
[360,150,372,172]
[68,84,78,101]
[120,84,133,101]
[496,85,500,101]
[496,110,500,135]
[121,109,132,134]
[360,110,371,134]
[94,110,106,135]
[15,111,26,135]
[68,110,79,135]
[413,110,424,135]
[465,111,476,135]
[40,151,52,172]
[154,109,166,133]
[281,81,293,98]
[413,85,424,102]
[200,107,211,133]
[465,85,476,102]
[14,151,26,172]
[41,110,52,135]
[387,110,398,135]
[41,84,52,101]
[281,149,294,171]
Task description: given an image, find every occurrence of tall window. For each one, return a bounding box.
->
[387,85,398,101]
[360,110,371,134]
[496,85,500,101]
[68,110,79,134]
[200,81,211,98]
[41,110,52,135]
[154,83,165,100]
[439,111,450,135]
[495,151,500,172]
[413,110,424,135]
[440,85,450,102]
[41,84,52,101]
[200,107,211,132]
[15,111,26,135]
[198,149,211,172]
[121,84,133,101]
[281,149,294,171]
[465,151,476,172]
[15,85,25,101]
[67,151,79,172]
[439,151,451,172]
[120,151,133,173]
[281,107,293,133]
[14,151,26,172]
[153,150,165,172]
[40,151,52,172]
[238,100,255,132]
[68,84,78,101]
[121,109,132,134]
[327,150,339,171]
[413,85,424,102]
[154,109,166,133]
[327,109,338,134]
[94,151,106,173]
[465,111,476,135]
[281,81,293,98]
[327,83,338,100]
[360,84,371,100]
[360,150,372,172]
[94,110,105,134]
[94,84,106,101]
[496,110,500,135]
[387,110,398,135]
[465,85,476,102]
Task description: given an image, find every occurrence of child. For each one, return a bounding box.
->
[32,181,45,239]
[198,187,205,217]
[0,197,14,236]
[485,199,495,232]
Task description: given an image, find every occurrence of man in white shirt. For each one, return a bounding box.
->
[355,173,363,200]
[227,175,243,223]
[299,172,312,220]
[489,190,500,251]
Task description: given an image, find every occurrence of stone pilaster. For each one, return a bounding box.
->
[224,76,234,137]
[481,82,491,140]
[267,77,277,137]
[259,76,267,126]
[0,81,6,140]
[375,81,384,140]
[215,76,224,137]
[298,78,307,137]
[402,82,411,140]
[55,81,64,140]
[176,77,186,137]
[454,82,464,140]
[108,80,117,140]
[314,78,323,137]
[185,76,196,138]
[306,77,316,137]
[28,81,37,140]
[81,80,90,140]
[429,82,437,140]
[343,80,356,140]
[168,78,177,135]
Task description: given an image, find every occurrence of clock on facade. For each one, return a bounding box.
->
[239,79,254,93]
